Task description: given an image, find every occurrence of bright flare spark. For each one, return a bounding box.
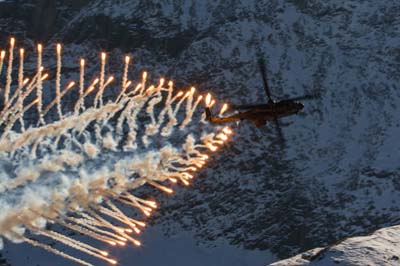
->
[219,103,228,115]
[107,259,117,265]
[41,73,49,80]
[205,93,212,107]
[67,81,76,89]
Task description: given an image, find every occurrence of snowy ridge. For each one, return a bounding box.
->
[271,224,400,266]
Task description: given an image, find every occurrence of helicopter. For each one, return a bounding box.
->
[204,57,317,142]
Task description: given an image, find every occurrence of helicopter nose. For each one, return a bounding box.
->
[296,102,304,113]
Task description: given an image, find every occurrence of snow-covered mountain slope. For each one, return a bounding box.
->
[271,224,400,266]
[0,0,400,265]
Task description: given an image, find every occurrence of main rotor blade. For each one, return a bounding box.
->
[286,93,320,102]
[231,103,269,110]
[258,58,273,103]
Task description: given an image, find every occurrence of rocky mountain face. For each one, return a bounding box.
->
[0,0,400,264]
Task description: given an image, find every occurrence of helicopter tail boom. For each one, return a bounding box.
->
[205,107,213,122]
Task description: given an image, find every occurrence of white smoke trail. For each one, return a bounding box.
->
[4,38,14,105]
[56,43,63,119]
[0,38,232,265]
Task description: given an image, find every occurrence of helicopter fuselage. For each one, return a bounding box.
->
[206,100,303,127]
